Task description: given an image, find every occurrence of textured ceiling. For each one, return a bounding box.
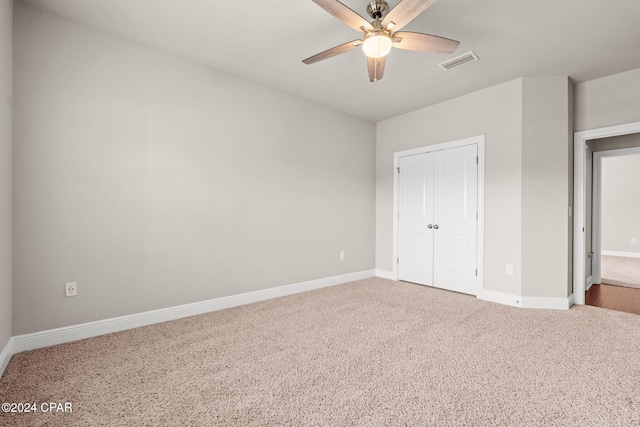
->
[21,0,640,121]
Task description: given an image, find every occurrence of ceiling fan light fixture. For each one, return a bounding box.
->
[362,31,392,58]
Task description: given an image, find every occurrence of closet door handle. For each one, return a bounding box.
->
[428,224,433,229]
[433,224,439,229]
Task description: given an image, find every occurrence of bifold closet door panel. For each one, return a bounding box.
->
[398,153,434,286]
[433,144,478,295]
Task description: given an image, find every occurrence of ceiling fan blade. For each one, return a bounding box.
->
[382,0,436,31]
[312,0,373,32]
[392,31,459,53]
[367,56,386,82]
[302,40,363,64]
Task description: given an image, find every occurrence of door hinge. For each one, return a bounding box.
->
[476,156,478,164]
[397,257,399,264]
[396,167,400,174]
[476,212,478,220]
[475,268,477,276]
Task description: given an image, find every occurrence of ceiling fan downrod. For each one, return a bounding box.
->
[366,0,389,20]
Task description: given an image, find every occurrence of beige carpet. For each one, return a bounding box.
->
[1,278,640,426]
[601,255,640,289]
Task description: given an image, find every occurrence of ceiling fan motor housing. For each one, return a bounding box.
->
[367,0,389,20]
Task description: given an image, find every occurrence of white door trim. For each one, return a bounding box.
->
[573,122,640,304]
[592,146,640,285]
[392,135,485,297]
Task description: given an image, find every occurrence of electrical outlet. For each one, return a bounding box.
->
[506,264,514,275]
[632,238,637,245]
[65,282,77,297]
[340,251,345,260]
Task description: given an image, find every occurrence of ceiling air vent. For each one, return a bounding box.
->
[438,51,479,71]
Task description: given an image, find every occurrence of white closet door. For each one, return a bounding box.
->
[398,153,434,286]
[433,144,478,295]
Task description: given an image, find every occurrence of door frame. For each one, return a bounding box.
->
[392,135,485,297]
[592,146,640,284]
[573,121,640,304]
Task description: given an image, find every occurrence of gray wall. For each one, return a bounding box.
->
[376,79,524,296]
[521,77,571,298]
[575,68,640,132]
[0,0,12,352]
[577,68,640,280]
[601,152,640,254]
[13,3,376,335]
[377,77,573,299]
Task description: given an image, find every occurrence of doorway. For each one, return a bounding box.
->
[392,136,485,297]
[592,146,640,288]
[573,121,640,305]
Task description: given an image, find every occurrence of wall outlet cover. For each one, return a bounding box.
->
[65,282,77,297]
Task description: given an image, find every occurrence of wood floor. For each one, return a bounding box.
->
[585,283,640,315]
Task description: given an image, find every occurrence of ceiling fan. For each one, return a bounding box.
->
[303,0,460,82]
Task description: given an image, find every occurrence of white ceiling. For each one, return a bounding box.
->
[21,0,640,122]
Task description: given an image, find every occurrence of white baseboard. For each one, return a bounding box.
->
[568,293,576,307]
[13,269,375,354]
[375,269,396,280]
[601,250,640,259]
[520,296,571,310]
[0,337,13,379]
[480,290,521,308]
[480,290,570,310]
